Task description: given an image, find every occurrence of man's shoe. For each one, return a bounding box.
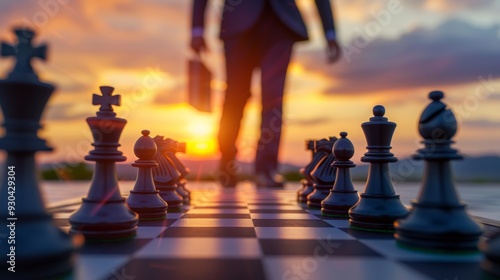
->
[216,172,238,188]
[255,173,284,188]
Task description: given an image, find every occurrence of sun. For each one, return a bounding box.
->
[187,122,213,137]
[182,116,218,158]
[186,139,217,158]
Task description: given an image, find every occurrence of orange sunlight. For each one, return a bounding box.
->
[184,119,218,158]
[186,138,218,158]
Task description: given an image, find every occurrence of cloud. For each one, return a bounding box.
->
[409,0,496,12]
[45,103,92,121]
[153,84,186,105]
[323,0,496,26]
[286,116,334,126]
[333,0,388,22]
[463,119,500,128]
[0,0,191,74]
[297,18,500,96]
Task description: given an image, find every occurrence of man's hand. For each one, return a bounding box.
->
[326,40,341,64]
[191,36,208,54]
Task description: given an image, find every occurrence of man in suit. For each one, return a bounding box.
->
[191,0,341,187]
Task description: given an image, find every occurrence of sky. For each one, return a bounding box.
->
[0,0,499,169]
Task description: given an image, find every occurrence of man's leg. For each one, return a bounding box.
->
[217,36,257,187]
[255,40,294,184]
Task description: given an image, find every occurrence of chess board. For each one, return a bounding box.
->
[46,183,494,280]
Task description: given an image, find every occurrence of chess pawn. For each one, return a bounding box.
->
[69,86,138,241]
[297,139,315,202]
[395,91,482,251]
[307,137,337,209]
[153,136,183,212]
[349,105,409,232]
[321,132,359,217]
[126,130,168,220]
[298,138,329,204]
[0,27,76,279]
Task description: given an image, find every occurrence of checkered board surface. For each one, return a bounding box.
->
[48,186,489,280]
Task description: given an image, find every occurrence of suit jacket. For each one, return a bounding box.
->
[192,0,336,41]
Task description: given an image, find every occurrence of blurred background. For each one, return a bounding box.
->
[0,0,499,180]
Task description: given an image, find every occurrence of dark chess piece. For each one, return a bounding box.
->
[126,130,168,220]
[0,27,77,279]
[176,179,190,204]
[69,86,138,241]
[162,138,191,204]
[481,233,500,278]
[349,105,409,232]
[298,138,329,204]
[321,132,359,217]
[395,91,482,252]
[1,27,46,82]
[307,137,337,209]
[153,136,183,212]
[297,139,315,202]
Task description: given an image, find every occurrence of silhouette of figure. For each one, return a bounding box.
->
[191,0,341,187]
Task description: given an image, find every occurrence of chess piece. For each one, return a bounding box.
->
[321,132,359,217]
[307,137,337,209]
[297,139,315,202]
[395,91,482,251]
[0,27,46,82]
[0,27,76,278]
[349,105,409,232]
[298,138,329,204]
[176,178,190,204]
[153,136,183,212]
[162,138,191,204]
[481,233,500,278]
[69,86,138,241]
[126,130,168,220]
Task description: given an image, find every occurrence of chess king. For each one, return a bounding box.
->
[0,27,77,278]
[69,86,139,241]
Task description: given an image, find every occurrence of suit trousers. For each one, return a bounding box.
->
[219,4,299,177]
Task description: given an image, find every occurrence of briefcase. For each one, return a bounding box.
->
[188,57,212,112]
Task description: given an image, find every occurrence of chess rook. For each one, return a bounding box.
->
[395,91,483,252]
[307,136,337,209]
[349,105,409,232]
[0,27,76,279]
[69,86,138,241]
[321,132,359,217]
[297,139,315,202]
[126,130,168,220]
[153,136,183,212]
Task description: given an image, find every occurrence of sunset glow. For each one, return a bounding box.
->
[184,119,217,158]
[186,139,217,158]
[0,0,499,167]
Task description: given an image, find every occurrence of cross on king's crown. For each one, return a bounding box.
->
[93,86,121,112]
[0,26,47,78]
